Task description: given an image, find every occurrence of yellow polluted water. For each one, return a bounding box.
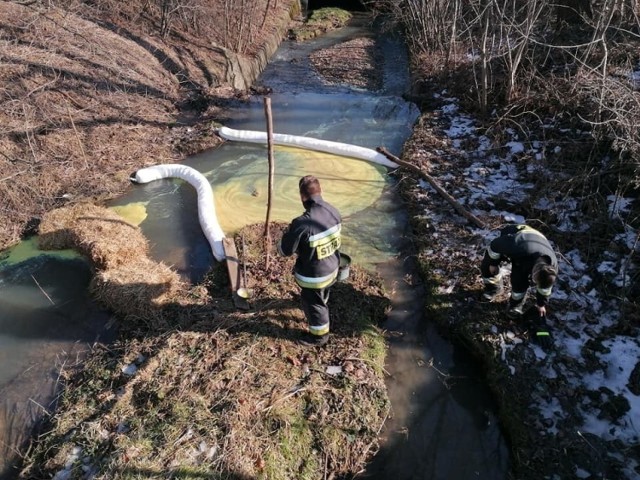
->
[110,202,149,226]
[211,146,388,234]
[0,237,79,266]
[110,146,398,266]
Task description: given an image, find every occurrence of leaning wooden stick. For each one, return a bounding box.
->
[377,146,486,229]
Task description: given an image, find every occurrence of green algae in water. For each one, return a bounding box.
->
[203,145,401,266]
[0,237,80,267]
[206,145,388,233]
[110,201,149,226]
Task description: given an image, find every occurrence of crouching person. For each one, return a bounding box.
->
[278,175,342,347]
[480,224,558,321]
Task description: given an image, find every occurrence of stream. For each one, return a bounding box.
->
[0,14,509,479]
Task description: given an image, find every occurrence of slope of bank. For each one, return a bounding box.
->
[397,75,640,479]
[19,208,390,479]
[308,16,639,478]
[0,0,298,252]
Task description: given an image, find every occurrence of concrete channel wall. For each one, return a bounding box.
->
[223,2,302,90]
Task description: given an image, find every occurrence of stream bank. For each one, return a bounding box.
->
[8,11,513,480]
[3,1,638,477]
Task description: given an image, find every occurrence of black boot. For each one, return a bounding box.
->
[481,284,503,302]
[298,333,329,347]
[507,296,526,317]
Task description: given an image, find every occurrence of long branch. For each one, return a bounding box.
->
[377,147,486,229]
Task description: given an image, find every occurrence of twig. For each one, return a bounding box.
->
[0,169,29,183]
[324,451,328,480]
[28,398,52,417]
[344,356,390,376]
[31,274,55,305]
[66,102,88,169]
[22,104,38,163]
[261,385,306,412]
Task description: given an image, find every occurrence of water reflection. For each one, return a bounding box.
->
[0,257,115,478]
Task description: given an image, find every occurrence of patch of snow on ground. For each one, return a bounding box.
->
[537,396,561,435]
[466,159,530,203]
[506,141,525,154]
[607,194,634,217]
[431,95,640,479]
[536,197,591,233]
[614,225,639,251]
[444,114,475,138]
[630,68,640,89]
[575,467,591,479]
[580,336,640,442]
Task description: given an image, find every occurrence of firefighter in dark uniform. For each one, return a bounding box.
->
[278,175,342,347]
[481,224,558,322]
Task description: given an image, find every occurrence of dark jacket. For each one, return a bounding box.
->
[487,225,557,268]
[278,195,341,289]
[487,224,558,305]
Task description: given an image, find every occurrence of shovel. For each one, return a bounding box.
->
[236,234,254,300]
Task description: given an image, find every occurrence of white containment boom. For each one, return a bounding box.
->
[217,126,400,169]
[132,164,226,261]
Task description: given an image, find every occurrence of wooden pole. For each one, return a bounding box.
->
[377,146,486,229]
[264,96,275,267]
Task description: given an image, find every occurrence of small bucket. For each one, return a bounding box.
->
[337,253,351,282]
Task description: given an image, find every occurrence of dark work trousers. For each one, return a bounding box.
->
[480,254,530,298]
[509,261,531,299]
[300,287,331,336]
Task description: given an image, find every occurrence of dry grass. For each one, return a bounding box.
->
[38,203,150,268]
[38,203,187,328]
[0,0,300,252]
[24,207,391,479]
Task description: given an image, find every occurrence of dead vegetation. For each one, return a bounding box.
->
[396,116,639,479]
[310,36,384,91]
[370,0,640,189]
[0,0,299,253]
[22,206,391,478]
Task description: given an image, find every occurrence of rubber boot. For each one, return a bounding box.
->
[481,277,503,302]
[298,332,329,347]
[507,296,526,317]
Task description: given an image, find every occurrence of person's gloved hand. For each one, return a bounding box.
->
[533,327,553,349]
[531,312,553,349]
